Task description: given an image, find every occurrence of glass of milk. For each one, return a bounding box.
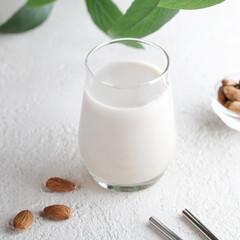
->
[79,38,176,192]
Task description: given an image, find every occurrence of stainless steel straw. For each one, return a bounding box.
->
[182,209,219,240]
[149,216,184,240]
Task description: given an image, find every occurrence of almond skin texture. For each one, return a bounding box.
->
[224,101,232,108]
[218,86,226,105]
[44,205,72,220]
[223,86,240,101]
[46,177,76,192]
[228,101,240,114]
[222,78,237,86]
[13,210,33,230]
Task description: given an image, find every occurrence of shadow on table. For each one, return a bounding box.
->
[195,107,238,136]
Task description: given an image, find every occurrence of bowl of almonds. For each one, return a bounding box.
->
[212,73,240,131]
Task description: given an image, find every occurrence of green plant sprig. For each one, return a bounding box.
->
[0,0,225,36]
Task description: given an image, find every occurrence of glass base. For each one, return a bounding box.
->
[91,173,164,192]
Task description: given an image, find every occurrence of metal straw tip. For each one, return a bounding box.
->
[182,209,189,214]
[149,216,184,240]
[149,216,154,221]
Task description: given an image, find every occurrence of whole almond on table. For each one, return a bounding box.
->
[46,177,76,192]
[222,78,237,86]
[223,86,240,101]
[228,101,240,114]
[13,210,33,230]
[44,205,72,220]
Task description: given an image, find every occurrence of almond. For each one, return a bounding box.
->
[228,101,240,114]
[222,78,237,86]
[224,101,232,108]
[218,86,226,105]
[223,86,240,101]
[46,177,76,192]
[13,210,33,230]
[43,205,72,220]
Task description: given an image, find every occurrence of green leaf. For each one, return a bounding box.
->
[108,0,179,38]
[158,0,225,10]
[0,4,53,33]
[27,0,56,7]
[85,0,123,34]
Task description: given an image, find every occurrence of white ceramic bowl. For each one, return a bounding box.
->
[212,73,240,131]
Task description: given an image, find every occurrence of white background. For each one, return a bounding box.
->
[0,0,240,239]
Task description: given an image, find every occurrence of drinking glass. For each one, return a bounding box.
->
[79,38,176,192]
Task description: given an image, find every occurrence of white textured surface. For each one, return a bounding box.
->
[1,0,240,239]
[0,0,26,25]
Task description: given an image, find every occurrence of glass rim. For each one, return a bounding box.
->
[85,38,170,89]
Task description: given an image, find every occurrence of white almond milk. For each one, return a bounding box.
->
[79,61,176,185]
